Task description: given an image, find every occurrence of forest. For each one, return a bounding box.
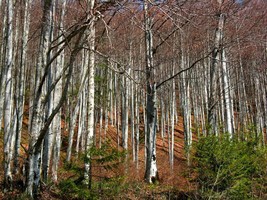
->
[0,0,267,199]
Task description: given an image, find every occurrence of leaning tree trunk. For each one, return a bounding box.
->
[26,27,86,197]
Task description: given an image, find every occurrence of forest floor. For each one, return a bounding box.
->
[0,114,197,199]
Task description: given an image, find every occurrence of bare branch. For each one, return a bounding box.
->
[156,51,212,89]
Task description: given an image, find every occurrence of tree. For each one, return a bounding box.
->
[3,0,14,191]
[144,0,158,183]
[84,0,96,187]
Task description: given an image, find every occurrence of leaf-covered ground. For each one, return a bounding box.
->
[0,113,197,199]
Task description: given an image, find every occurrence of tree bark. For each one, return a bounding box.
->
[208,12,224,135]
[3,0,14,191]
[84,0,95,187]
[144,0,158,183]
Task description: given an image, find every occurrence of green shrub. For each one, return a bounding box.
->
[58,179,96,200]
[192,134,267,199]
[58,176,127,200]
[59,140,127,199]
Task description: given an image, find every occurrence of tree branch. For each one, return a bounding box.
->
[156,51,212,89]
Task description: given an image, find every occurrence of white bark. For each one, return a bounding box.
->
[208,12,224,135]
[42,0,56,182]
[76,91,85,155]
[3,0,14,190]
[131,74,135,161]
[122,71,130,150]
[221,48,234,138]
[113,71,117,127]
[51,0,66,182]
[170,69,175,170]
[27,0,53,196]
[109,70,113,126]
[135,84,140,168]
[84,0,95,186]
[13,0,32,175]
[144,0,158,183]
[0,2,7,130]
[145,83,158,183]
[66,100,80,162]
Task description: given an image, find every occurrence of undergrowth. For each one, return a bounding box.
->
[192,134,267,199]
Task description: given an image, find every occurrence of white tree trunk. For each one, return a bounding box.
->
[144,0,158,183]
[51,0,66,182]
[122,72,130,150]
[84,0,95,186]
[3,0,14,190]
[221,48,234,138]
[131,74,135,161]
[76,91,85,156]
[26,0,53,196]
[42,0,56,182]
[208,12,224,135]
[13,0,32,175]
[170,70,175,170]
[0,0,7,130]
[135,85,140,168]
[66,100,80,162]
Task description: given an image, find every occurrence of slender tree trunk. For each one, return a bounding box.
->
[76,91,85,156]
[66,100,80,162]
[26,0,54,196]
[0,1,7,131]
[13,0,32,175]
[131,73,135,161]
[122,72,130,150]
[3,0,14,190]
[51,0,66,182]
[170,68,175,170]
[135,84,140,168]
[84,0,95,187]
[42,0,56,182]
[221,48,234,138]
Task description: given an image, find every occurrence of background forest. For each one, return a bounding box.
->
[0,0,267,199]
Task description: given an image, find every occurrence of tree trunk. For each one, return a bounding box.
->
[3,0,14,190]
[221,48,234,138]
[26,0,54,195]
[84,0,95,187]
[51,0,66,182]
[13,0,32,175]
[208,12,224,135]
[144,0,158,183]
